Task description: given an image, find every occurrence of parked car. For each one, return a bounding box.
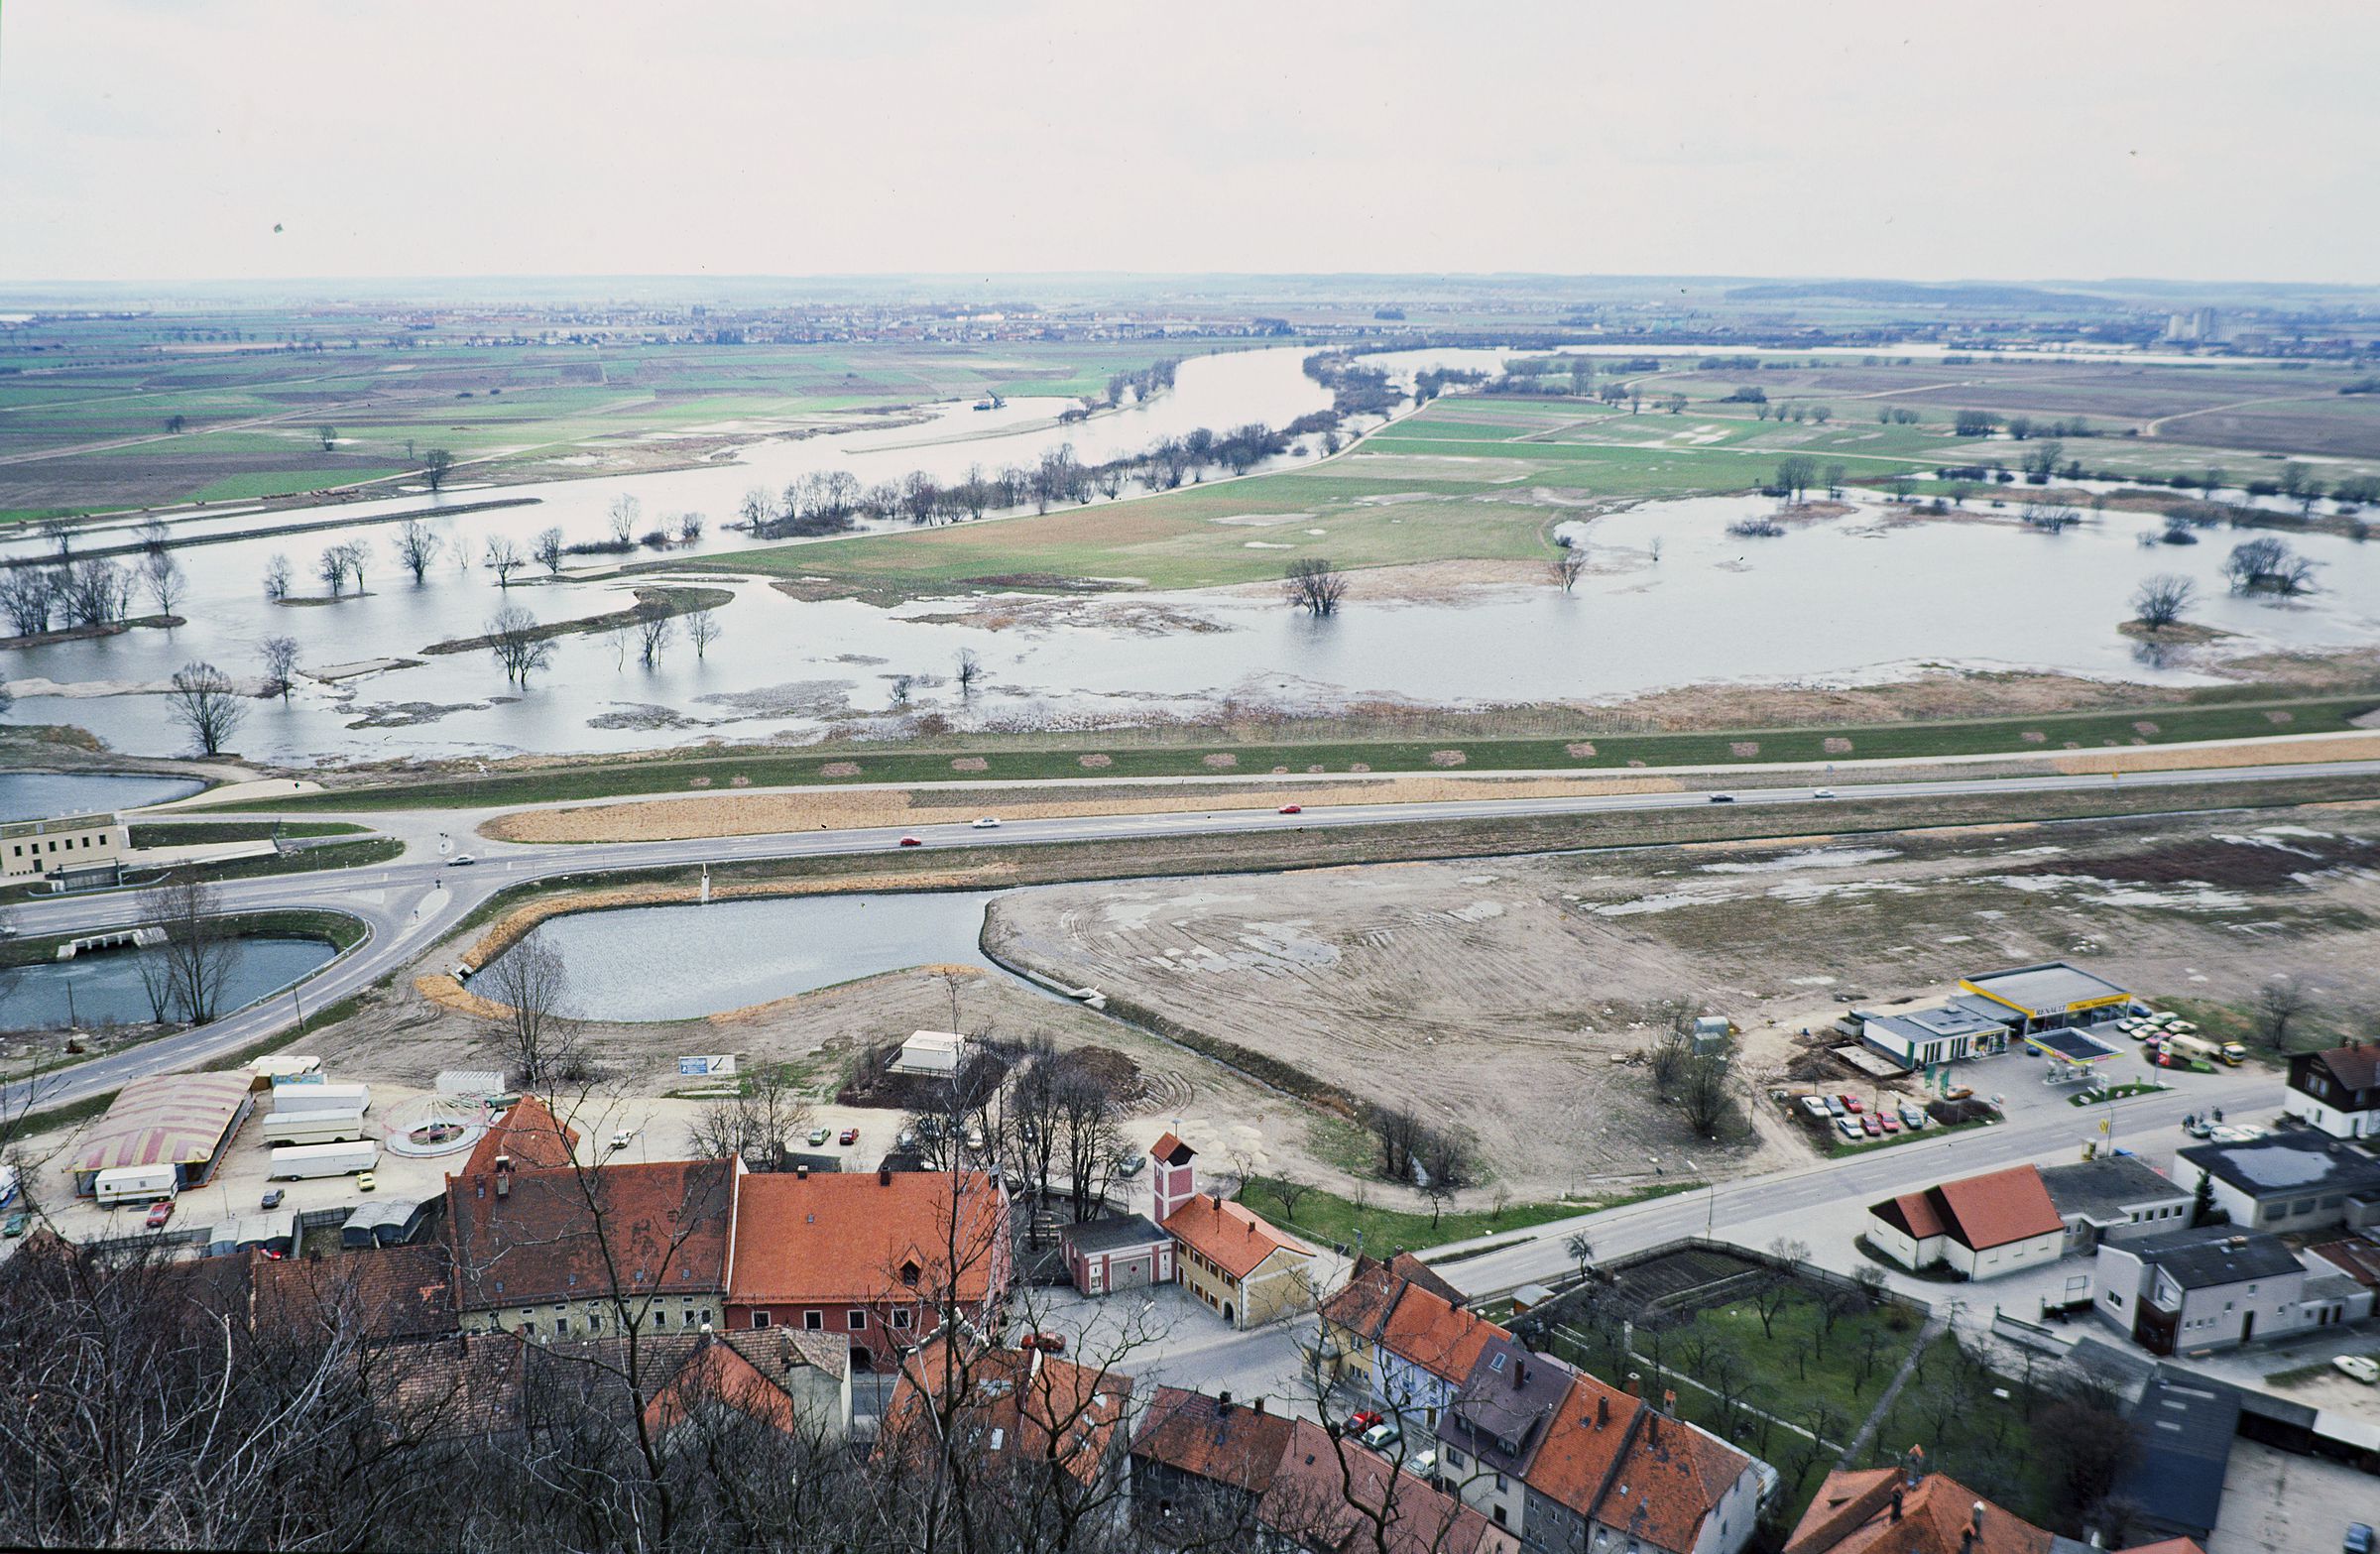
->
[2,1211,28,1238]
[1860,1115,1883,1136]
[807,1127,831,1146]
[1277,804,1303,814]
[1824,1095,1847,1117]
[1879,1114,1901,1134]
[1841,1095,1864,1113]
[971,816,1002,828]
[356,1171,378,1193]
[897,836,923,847]
[1349,1410,1384,1433]
[1799,1096,1831,1121]
[839,1128,860,1146]
[145,1199,176,1230]
[1359,1421,1400,1451]
[2344,1523,2373,1554]
[1898,1106,1927,1131]
[1115,1151,1145,1177]
[1836,1118,1863,1141]
[261,1188,285,1210]
[1017,1332,1067,1355]
[2334,1355,2380,1384]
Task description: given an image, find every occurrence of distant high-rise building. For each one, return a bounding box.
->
[2164,306,2221,343]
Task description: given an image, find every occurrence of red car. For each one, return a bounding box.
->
[1879,1114,1902,1134]
[1017,1332,1067,1355]
[839,1128,860,1146]
[1278,804,1303,814]
[897,836,923,847]
[1859,1115,1883,1136]
[1349,1410,1385,1432]
[1840,1095,1863,1114]
[145,1199,176,1229]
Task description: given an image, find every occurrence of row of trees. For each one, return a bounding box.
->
[1,557,149,635]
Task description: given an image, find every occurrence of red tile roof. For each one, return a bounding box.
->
[1872,1191,1949,1243]
[1162,1192,1312,1282]
[446,1157,735,1312]
[1520,1374,1753,1548]
[728,1169,1009,1307]
[1130,1384,1295,1493]
[2306,1043,2380,1090]
[883,1338,1132,1488]
[2118,1540,2206,1554]
[462,1093,579,1176]
[1515,1371,1641,1517]
[1376,1281,1502,1384]
[1786,1467,2053,1554]
[1258,1416,1518,1554]
[642,1330,846,1439]
[251,1242,458,1342]
[1321,1253,1466,1349]
[1932,1166,2064,1251]
[1150,1131,1197,1166]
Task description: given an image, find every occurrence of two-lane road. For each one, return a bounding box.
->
[8,757,2375,1117]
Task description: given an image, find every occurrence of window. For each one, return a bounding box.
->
[849,1309,868,1330]
[804,1309,824,1331]
[752,1310,771,1329]
[901,1262,920,1288]
[892,1309,913,1330]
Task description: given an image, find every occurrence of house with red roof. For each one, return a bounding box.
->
[461,1092,579,1176]
[1368,1279,1506,1428]
[1866,1164,2067,1280]
[1319,1251,1469,1392]
[1149,1133,1316,1329]
[1507,1369,1767,1554]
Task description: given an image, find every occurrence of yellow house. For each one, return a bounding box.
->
[3,811,128,881]
[1148,1131,1315,1329]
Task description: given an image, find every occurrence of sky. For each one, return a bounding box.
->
[4,0,2377,286]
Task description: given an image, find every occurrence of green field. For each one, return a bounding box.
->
[214,691,2380,812]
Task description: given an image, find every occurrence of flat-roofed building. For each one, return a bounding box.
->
[2,811,128,882]
[2039,1155,2193,1254]
[1857,1003,2012,1069]
[1958,962,2135,1036]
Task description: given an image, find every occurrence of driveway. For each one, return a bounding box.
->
[1009,1281,1331,1420]
[2209,1437,2374,1554]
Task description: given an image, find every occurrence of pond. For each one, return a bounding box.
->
[489,891,1005,1022]
[0,935,337,1032]
[0,772,204,822]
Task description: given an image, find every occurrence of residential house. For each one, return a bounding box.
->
[725,1165,1012,1368]
[2038,1155,2193,1255]
[1060,1215,1175,1297]
[1319,1252,1468,1392]
[2283,1043,2380,1139]
[1129,1385,1517,1554]
[2092,1225,2372,1355]
[643,1328,854,1445]
[1150,1134,1316,1328]
[1786,1460,2074,1554]
[250,1240,459,1344]
[2175,1133,2380,1235]
[1433,1332,1573,1536]
[880,1337,1133,1498]
[445,1156,738,1340]
[1519,1371,1766,1554]
[1369,1280,1504,1428]
[1864,1165,2067,1280]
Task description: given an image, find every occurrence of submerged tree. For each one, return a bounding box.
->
[1283,557,1348,617]
[165,660,246,755]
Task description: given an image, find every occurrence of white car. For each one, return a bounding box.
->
[447,854,476,867]
[1799,1096,1832,1121]
[2334,1355,2379,1384]
[971,816,1002,829]
[1812,788,1836,799]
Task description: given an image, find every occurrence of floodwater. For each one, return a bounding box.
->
[6,341,2378,766]
[489,891,1002,1021]
[0,935,336,1032]
[0,772,203,821]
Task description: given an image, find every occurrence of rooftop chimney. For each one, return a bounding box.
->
[1624,1372,1641,1397]
[1596,1395,1610,1429]
[496,1172,511,1199]
[1217,1390,1234,1413]
[879,1166,892,1187]
[1971,1502,1985,1533]
[796,1163,808,1181]
[1890,1490,1903,1524]
[1253,1397,1266,1415]
[494,1153,513,1173]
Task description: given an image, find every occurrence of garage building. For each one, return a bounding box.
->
[1060,1216,1174,1296]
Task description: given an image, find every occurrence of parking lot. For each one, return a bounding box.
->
[1012,1280,1342,1422]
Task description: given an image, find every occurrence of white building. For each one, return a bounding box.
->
[891,1030,965,1077]
[2,811,128,883]
[2283,1045,2380,1139]
[1865,1164,2068,1280]
[2093,1225,2372,1355]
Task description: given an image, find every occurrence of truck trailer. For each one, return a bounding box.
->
[93,1164,179,1206]
[267,1081,371,1116]
[268,1141,379,1180]
[260,1108,370,1146]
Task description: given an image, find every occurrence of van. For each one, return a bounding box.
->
[94,1165,178,1206]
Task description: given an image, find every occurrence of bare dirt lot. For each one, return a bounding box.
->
[980,801,2380,1203]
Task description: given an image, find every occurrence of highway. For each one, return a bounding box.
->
[8,756,2377,1118]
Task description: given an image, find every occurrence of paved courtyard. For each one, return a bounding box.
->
[2209,1438,2377,1554]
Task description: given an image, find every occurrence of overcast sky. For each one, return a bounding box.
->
[4,0,2376,286]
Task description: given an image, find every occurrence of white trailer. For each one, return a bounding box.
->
[268,1141,379,1180]
[93,1164,178,1206]
[268,1081,371,1116]
[260,1108,370,1146]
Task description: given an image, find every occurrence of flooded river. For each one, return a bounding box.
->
[1,935,336,1032]
[0,772,203,821]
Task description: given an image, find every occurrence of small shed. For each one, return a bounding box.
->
[892,1031,965,1078]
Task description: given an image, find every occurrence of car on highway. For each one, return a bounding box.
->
[356,1171,378,1192]
[971,817,1001,828]
[261,1188,285,1210]
[1278,803,1303,814]
[839,1128,859,1146]
[897,836,923,847]
[1708,793,1735,803]
[1359,1421,1400,1451]
[447,854,476,867]
[2334,1355,2379,1384]
[1812,788,1836,799]
[145,1199,176,1230]
[807,1127,831,1146]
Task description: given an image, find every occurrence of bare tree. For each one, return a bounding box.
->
[607,495,641,549]
[261,552,293,602]
[685,1062,813,1170]
[486,605,553,687]
[165,660,247,755]
[636,604,672,668]
[480,934,576,1086]
[392,518,441,582]
[484,536,526,587]
[315,423,338,451]
[134,518,172,553]
[147,873,239,1023]
[2252,973,2316,1054]
[675,510,704,544]
[1,568,57,636]
[1563,1230,1596,1284]
[2131,573,2196,631]
[533,526,566,573]
[1283,556,1348,616]
[420,447,454,490]
[1550,548,1586,592]
[318,544,351,598]
[954,647,984,697]
[258,635,299,699]
[684,607,720,658]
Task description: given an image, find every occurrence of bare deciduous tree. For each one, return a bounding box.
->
[1283,556,1347,617]
[139,551,185,619]
[261,552,293,602]
[533,526,566,573]
[2131,572,2196,631]
[685,1062,813,1170]
[165,660,246,755]
[955,647,984,697]
[480,934,576,1086]
[607,495,641,549]
[1550,548,1586,592]
[636,604,672,667]
[684,607,720,658]
[2252,973,2316,1053]
[486,604,553,687]
[258,635,299,699]
[147,873,239,1023]
[392,518,441,582]
[485,536,526,587]
[420,447,454,490]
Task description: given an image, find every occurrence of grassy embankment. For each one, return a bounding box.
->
[213,691,2380,813]
[1235,1174,1693,1261]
